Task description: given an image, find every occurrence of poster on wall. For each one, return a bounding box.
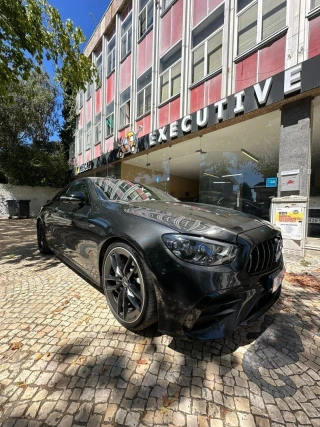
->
[275,207,304,240]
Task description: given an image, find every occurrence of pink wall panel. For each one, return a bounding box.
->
[309,16,320,59]
[258,36,285,81]
[193,0,207,27]
[137,114,151,136]
[95,88,102,114]
[79,108,83,128]
[119,127,129,139]
[137,31,153,77]
[85,150,91,162]
[206,73,222,105]
[120,55,132,92]
[235,52,258,92]
[170,97,181,123]
[171,0,183,47]
[86,98,92,123]
[106,74,115,105]
[105,137,114,153]
[190,84,205,113]
[208,0,223,13]
[159,103,170,128]
[161,10,171,55]
[78,154,83,165]
[94,143,101,158]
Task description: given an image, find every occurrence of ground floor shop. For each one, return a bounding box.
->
[75,57,320,251]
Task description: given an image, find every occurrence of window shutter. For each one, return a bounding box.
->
[207,30,223,75]
[192,45,205,84]
[171,62,181,97]
[262,0,286,40]
[160,71,169,103]
[238,3,258,55]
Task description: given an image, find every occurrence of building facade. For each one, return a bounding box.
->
[72,0,320,250]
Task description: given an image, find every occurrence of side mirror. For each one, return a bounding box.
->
[60,191,85,204]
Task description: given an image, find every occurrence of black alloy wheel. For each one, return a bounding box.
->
[37,221,52,254]
[102,242,157,330]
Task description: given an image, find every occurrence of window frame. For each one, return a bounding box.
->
[119,87,131,129]
[86,122,92,149]
[138,0,154,40]
[96,53,103,85]
[86,83,92,100]
[159,45,182,105]
[235,0,288,58]
[121,11,133,61]
[106,102,114,138]
[107,35,116,76]
[95,113,102,145]
[137,69,152,118]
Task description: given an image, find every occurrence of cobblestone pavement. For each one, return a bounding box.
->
[0,219,320,427]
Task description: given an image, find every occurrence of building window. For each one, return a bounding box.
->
[139,0,153,39]
[137,68,152,117]
[107,35,116,75]
[86,122,92,148]
[77,92,83,110]
[159,43,182,103]
[120,87,131,128]
[191,5,224,84]
[86,83,92,100]
[95,113,102,144]
[311,0,320,9]
[78,129,83,153]
[163,0,174,10]
[106,102,114,137]
[121,12,132,60]
[237,0,287,56]
[96,53,103,83]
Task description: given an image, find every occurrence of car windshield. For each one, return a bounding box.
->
[91,178,179,202]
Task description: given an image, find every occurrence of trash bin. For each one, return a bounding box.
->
[7,200,31,219]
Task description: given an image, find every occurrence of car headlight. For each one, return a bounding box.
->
[162,234,238,266]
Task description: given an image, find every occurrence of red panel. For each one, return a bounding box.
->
[137,31,153,77]
[170,97,181,123]
[94,143,101,158]
[235,52,258,92]
[86,98,92,123]
[106,73,115,105]
[258,36,285,81]
[137,114,151,136]
[119,127,129,139]
[206,73,222,105]
[120,55,132,92]
[193,0,207,27]
[145,31,153,72]
[190,83,205,113]
[105,137,114,153]
[208,0,223,13]
[309,16,320,59]
[171,0,183,47]
[161,9,171,55]
[78,154,83,165]
[158,103,169,128]
[95,87,102,114]
[79,108,83,128]
[85,150,91,162]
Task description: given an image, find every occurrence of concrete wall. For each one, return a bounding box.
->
[0,184,61,218]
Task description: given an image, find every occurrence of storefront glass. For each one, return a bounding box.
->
[308,97,320,243]
[122,111,280,220]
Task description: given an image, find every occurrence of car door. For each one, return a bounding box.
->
[52,180,91,269]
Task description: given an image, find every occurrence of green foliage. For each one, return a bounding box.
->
[0,0,97,95]
[59,83,77,160]
[240,182,254,201]
[0,72,68,187]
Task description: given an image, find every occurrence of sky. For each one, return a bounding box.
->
[46,0,111,139]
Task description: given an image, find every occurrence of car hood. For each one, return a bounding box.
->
[121,200,270,243]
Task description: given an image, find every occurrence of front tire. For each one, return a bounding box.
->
[37,221,52,254]
[102,242,157,331]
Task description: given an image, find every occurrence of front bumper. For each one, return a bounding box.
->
[146,225,284,340]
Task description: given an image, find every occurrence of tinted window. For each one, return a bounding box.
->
[92,178,178,202]
[67,180,90,203]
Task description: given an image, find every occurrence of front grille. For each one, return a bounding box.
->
[247,236,282,275]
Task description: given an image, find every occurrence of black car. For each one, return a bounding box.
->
[37,178,284,340]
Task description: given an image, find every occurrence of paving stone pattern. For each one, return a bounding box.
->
[0,219,320,427]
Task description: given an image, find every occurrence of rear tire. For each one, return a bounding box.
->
[37,221,52,254]
[102,242,157,331]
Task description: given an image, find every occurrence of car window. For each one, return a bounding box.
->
[66,180,90,204]
[92,178,178,202]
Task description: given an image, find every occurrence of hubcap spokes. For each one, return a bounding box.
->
[104,249,144,322]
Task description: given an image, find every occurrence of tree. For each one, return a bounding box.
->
[59,82,76,161]
[0,0,96,95]
[0,71,69,187]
